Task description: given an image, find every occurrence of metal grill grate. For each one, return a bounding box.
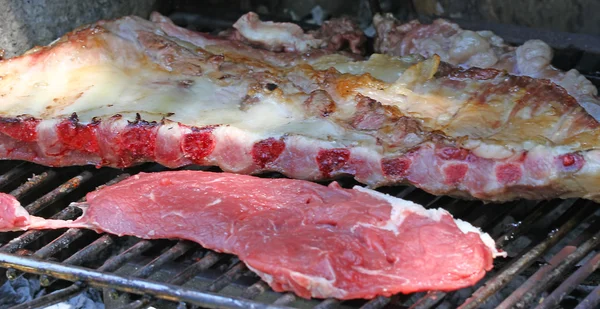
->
[0,163,597,309]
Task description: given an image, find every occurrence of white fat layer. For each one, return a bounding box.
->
[455,219,506,258]
[462,141,514,159]
[354,186,504,257]
[0,56,370,143]
[246,264,348,299]
[312,54,421,83]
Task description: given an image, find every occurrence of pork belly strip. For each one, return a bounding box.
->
[373,14,600,120]
[0,170,501,299]
[1,13,600,202]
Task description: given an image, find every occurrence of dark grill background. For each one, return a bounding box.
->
[0,3,599,309]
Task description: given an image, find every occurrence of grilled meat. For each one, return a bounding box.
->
[0,13,599,202]
[373,13,600,120]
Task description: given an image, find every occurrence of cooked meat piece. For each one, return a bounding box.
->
[0,12,599,202]
[308,17,366,54]
[221,12,365,54]
[0,170,501,299]
[373,13,600,120]
[229,12,323,53]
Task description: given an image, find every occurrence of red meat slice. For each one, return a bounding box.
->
[0,171,502,299]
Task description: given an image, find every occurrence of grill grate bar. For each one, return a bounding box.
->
[171,251,223,286]
[273,294,297,306]
[205,261,247,293]
[108,240,196,302]
[242,280,270,300]
[41,234,116,286]
[133,240,195,279]
[395,186,416,199]
[9,170,57,199]
[359,295,391,309]
[512,225,600,308]
[3,228,92,290]
[4,227,88,281]
[33,228,87,259]
[0,163,35,189]
[127,251,224,308]
[409,291,445,309]
[24,239,158,309]
[312,298,339,309]
[98,240,154,273]
[0,252,295,309]
[497,217,600,308]
[536,251,600,309]
[24,170,94,215]
[458,202,596,309]
[575,283,600,309]
[8,282,86,309]
[116,299,149,309]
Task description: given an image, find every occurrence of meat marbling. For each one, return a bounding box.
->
[0,170,502,299]
[1,12,600,202]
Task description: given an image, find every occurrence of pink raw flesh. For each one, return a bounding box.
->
[0,171,497,300]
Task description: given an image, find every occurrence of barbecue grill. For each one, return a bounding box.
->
[0,1,599,308]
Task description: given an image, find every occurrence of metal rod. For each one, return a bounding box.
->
[395,186,416,199]
[9,170,57,199]
[313,298,339,309]
[458,202,595,309]
[34,228,86,259]
[497,218,599,308]
[109,240,196,300]
[513,226,600,308]
[536,251,600,309]
[359,295,390,309]
[0,163,34,189]
[0,253,294,309]
[409,291,446,309]
[116,299,150,309]
[98,240,154,273]
[574,284,600,309]
[5,227,89,281]
[242,281,270,299]
[126,251,224,308]
[8,282,85,309]
[25,170,94,214]
[133,240,195,279]
[273,294,296,306]
[205,261,247,293]
[41,234,115,286]
[170,251,222,286]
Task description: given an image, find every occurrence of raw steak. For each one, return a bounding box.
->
[0,170,502,299]
[0,12,599,202]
